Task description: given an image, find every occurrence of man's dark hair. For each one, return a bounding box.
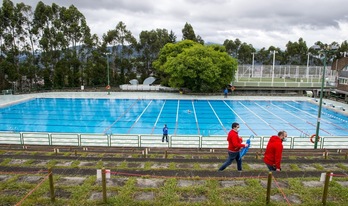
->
[232,122,239,129]
[278,130,286,136]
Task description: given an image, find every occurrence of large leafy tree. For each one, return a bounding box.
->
[153,40,237,92]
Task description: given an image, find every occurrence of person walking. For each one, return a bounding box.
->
[218,122,248,171]
[263,130,287,171]
[162,124,168,142]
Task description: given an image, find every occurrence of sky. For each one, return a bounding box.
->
[6,0,348,49]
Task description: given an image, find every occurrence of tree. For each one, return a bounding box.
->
[285,38,308,65]
[137,28,174,82]
[182,22,204,44]
[103,21,136,85]
[153,40,237,92]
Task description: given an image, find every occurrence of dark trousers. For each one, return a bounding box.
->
[219,151,242,171]
[162,134,168,142]
[266,164,277,171]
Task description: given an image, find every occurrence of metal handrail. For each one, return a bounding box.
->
[0,132,347,149]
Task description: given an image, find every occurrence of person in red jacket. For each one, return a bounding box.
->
[218,122,248,171]
[263,131,287,171]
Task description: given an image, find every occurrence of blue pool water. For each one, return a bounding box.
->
[0,98,347,137]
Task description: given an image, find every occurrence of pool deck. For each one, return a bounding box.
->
[0,92,348,114]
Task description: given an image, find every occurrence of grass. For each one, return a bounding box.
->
[1,150,348,205]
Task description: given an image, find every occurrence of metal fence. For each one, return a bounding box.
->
[0,132,347,149]
[236,65,338,83]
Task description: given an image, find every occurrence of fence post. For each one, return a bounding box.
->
[48,168,55,202]
[266,172,272,204]
[164,150,168,159]
[102,167,107,203]
[322,171,331,206]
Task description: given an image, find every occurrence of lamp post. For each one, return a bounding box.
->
[106,53,111,95]
[251,52,255,78]
[312,45,338,149]
[271,50,277,86]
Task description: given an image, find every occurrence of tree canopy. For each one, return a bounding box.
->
[153,40,237,92]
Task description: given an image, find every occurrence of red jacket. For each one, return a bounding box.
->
[227,129,245,152]
[263,135,283,169]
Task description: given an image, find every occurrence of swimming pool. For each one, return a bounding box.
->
[0,98,347,137]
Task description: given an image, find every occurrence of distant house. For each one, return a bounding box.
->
[331,57,348,102]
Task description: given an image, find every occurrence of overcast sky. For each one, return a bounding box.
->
[7,0,348,49]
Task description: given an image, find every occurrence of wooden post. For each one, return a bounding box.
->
[266,172,272,204]
[102,168,107,203]
[165,150,168,159]
[48,168,55,202]
[322,171,331,206]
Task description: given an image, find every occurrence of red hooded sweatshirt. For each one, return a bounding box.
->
[263,135,283,170]
[227,129,245,152]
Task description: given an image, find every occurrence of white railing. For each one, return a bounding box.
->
[0,132,347,149]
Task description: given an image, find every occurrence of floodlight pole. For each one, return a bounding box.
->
[106,53,110,95]
[313,45,338,149]
[314,52,326,149]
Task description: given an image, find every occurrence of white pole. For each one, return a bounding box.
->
[252,52,255,78]
[306,52,310,82]
[272,50,276,86]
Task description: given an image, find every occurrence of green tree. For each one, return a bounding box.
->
[182,22,204,44]
[285,38,308,65]
[103,21,136,85]
[137,28,174,82]
[153,40,237,92]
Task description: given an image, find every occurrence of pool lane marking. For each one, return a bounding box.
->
[127,100,153,134]
[238,101,278,134]
[151,100,166,135]
[254,102,310,136]
[192,100,200,135]
[223,101,257,135]
[283,102,333,135]
[207,101,227,134]
[271,103,322,134]
[174,100,180,135]
[103,99,140,134]
[304,103,348,132]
